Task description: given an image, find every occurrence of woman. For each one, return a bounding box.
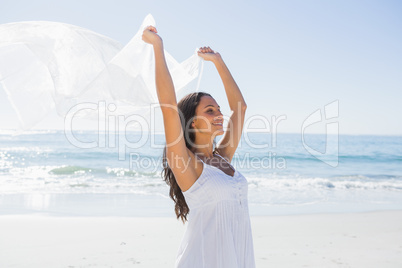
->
[142,26,255,268]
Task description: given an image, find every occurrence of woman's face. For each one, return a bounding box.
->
[191,96,224,136]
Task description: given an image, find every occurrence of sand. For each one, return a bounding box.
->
[0,211,401,267]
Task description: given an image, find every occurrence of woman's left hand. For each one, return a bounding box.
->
[142,26,162,46]
[197,46,221,62]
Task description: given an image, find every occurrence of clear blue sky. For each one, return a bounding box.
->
[1,0,401,135]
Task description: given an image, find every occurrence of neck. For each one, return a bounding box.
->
[191,134,215,159]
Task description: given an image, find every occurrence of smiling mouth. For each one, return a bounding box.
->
[212,122,223,126]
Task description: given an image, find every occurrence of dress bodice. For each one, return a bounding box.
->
[176,156,256,268]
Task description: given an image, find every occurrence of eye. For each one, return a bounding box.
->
[206,108,221,113]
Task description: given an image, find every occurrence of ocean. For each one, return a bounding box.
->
[0,130,401,217]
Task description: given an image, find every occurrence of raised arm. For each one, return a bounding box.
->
[142,26,197,192]
[198,47,247,162]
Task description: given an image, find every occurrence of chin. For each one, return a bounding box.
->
[213,129,224,136]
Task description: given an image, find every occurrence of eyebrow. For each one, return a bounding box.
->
[204,105,220,109]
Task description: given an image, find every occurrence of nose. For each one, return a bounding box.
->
[215,111,223,120]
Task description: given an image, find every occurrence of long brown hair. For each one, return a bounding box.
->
[161,92,214,223]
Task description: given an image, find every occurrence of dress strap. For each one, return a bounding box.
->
[195,154,204,163]
[213,148,228,163]
[195,149,234,171]
[213,149,235,171]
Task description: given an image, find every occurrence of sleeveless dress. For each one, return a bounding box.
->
[175,155,256,268]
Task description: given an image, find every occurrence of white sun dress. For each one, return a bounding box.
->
[175,155,256,268]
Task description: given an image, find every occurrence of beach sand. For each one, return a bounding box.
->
[0,211,401,267]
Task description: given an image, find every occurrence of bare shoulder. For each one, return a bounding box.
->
[172,149,204,192]
[186,149,204,179]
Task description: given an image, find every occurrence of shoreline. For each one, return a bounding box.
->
[1,210,401,267]
[2,192,402,218]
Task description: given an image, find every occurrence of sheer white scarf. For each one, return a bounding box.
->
[0,14,203,131]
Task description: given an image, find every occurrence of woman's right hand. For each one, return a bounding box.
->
[142,26,162,45]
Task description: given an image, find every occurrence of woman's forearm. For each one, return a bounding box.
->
[212,56,247,111]
[153,41,178,106]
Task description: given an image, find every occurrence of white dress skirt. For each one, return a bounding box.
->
[175,156,256,268]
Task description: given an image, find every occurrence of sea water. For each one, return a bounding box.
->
[0,130,401,216]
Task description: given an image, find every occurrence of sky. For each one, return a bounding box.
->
[0,0,401,135]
